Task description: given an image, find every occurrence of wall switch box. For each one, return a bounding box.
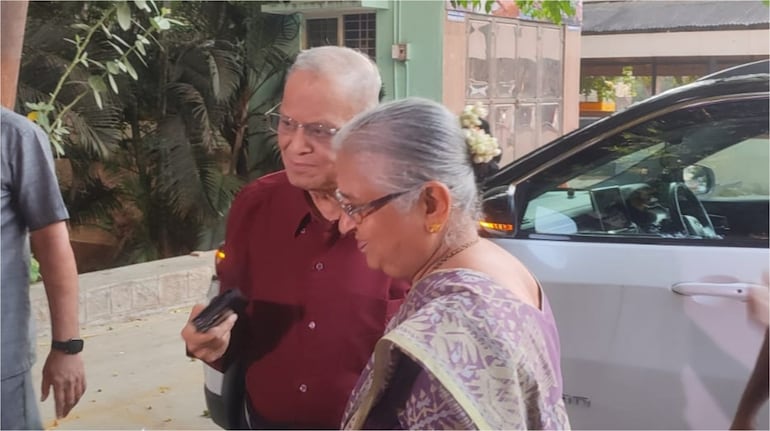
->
[391,43,411,61]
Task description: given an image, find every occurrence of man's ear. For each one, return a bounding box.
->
[422,181,452,226]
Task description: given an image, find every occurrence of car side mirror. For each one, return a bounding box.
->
[479,184,517,237]
[683,164,715,195]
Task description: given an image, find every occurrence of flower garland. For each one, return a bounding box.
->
[459,102,501,164]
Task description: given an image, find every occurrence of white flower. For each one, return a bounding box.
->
[463,126,501,164]
[459,102,486,129]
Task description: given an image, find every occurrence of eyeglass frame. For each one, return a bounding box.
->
[335,188,416,224]
[266,112,340,143]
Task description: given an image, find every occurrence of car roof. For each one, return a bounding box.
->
[697,59,769,81]
[485,64,769,190]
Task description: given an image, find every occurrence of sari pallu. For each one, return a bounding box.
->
[342,269,571,430]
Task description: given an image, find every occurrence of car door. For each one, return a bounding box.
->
[490,95,769,429]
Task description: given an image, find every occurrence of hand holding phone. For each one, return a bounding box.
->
[192,289,246,333]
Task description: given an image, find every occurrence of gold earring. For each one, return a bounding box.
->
[428,224,441,233]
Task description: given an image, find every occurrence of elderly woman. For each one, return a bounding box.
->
[333,98,570,430]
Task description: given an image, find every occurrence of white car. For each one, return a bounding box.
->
[479,60,769,429]
[201,61,769,430]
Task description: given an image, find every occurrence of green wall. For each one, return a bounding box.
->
[376,1,445,102]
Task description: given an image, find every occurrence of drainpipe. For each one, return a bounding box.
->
[392,0,399,99]
[1,0,30,109]
[399,1,409,97]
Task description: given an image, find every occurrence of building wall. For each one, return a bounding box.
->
[563,26,581,134]
[582,29,769,59]
[376,0,445,102]
[442,17,468,113]
[441,8,581,163]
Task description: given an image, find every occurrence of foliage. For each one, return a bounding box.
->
[30,257,41,283]
[24,1,180,157]
[580,76,615,102]
[450,0,576,24]
[580,66,640,102]
[18,1,297,266]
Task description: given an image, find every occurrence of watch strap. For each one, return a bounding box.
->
[52,338,84,354]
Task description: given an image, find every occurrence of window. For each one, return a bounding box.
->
[306,18,338,48]
[520,97,769,245]
[343,14,376,59]
[305,13,376,60]
[697,137,769,201]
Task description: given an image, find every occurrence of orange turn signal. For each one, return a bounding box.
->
[479,221,514,232]
[215,249,226,264]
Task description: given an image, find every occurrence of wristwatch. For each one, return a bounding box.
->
[51,338,84,354]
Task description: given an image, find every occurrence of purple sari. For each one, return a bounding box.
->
[342,269,570,430]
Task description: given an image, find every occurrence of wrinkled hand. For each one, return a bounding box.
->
[181,304,238,363]
[41,351,86,419]
[748,273,769,327]
[730,416,756,430]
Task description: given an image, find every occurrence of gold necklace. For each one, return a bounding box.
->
[423,237,479,276]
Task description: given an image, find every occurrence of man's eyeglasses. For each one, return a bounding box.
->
[335,189,413,224]
[267,113,339,143]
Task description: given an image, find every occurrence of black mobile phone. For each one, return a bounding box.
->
[192,289,245,333]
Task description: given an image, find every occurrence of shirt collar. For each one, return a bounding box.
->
[295,191,339,239]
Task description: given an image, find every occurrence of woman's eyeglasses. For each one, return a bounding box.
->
[335,189,413,224]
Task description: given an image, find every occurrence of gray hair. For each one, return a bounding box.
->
[332,97,479,246]
[290,46,381,111]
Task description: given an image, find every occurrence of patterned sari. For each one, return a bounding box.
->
[341,269,570,430]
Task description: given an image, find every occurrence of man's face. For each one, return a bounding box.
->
[278,70,361,192]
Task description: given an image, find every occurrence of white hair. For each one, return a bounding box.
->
[290,46,381,111]
[332,97,480,247]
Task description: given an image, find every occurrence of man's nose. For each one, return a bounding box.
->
[338,212,357,236]
[284,128,312,154]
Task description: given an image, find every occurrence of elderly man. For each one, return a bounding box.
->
[181,46,409,429]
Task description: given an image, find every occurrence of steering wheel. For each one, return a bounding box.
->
[665,182,717,238]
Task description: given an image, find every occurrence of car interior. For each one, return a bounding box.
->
[519,98,769,244]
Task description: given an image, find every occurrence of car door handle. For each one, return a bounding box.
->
[671,282,761,300]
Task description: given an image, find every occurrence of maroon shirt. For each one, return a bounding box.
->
[216,171,409,428]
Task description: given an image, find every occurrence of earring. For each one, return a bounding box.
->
[428,224,441,233]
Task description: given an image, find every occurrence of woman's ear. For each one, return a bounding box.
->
[422,181,452,226]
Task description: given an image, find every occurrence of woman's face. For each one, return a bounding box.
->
[335,150,431,280]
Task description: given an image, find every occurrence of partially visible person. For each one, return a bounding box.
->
[180,46,409,429]
[730,274,769,431]
[1,107,86,429]
[333,98,570,430]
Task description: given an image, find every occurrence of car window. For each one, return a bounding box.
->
[697,136,769,200]
[519,97,769,245]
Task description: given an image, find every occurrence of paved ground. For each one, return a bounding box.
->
[31,308,218,430]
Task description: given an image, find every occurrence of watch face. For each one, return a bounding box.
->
[54,339,84,354]
[68,339,84,353]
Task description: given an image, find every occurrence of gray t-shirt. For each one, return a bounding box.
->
[1,107,69,379]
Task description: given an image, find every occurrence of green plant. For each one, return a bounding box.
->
[580,76,616,102]
[30,257,41,283]
[450,0,575,24]
[620,66,637,99]
[19,1,297,267]
[24,0,180,157]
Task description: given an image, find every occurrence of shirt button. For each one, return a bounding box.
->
[308,321,316,330]
[299,384,308,393]
[300,228,306,234]
[314,262,324,271]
